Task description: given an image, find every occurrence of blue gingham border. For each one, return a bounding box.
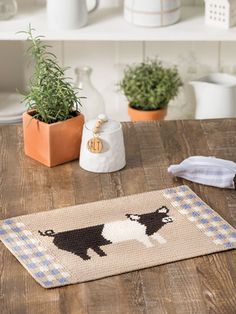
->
[0,218,71,288]
[163,186,236,249]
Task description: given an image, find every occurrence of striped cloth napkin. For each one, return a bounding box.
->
[168,156,236,189]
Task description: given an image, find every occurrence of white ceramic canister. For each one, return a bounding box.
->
[47,0,99,30]
[190,73,236,119]
[124,0,181,27]
[79,115,126,173]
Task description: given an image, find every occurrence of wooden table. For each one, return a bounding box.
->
[1,119,236,314]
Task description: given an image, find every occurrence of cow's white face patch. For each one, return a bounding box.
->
[158,206,169,214]
[162,217,173,223]
[128,214,140,221]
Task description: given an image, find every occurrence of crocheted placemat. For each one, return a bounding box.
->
[0,185,235,288]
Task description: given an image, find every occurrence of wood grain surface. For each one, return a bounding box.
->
[0,119,236,314]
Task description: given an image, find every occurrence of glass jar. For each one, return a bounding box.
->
[0,0,17,20]
[75,66,106,121]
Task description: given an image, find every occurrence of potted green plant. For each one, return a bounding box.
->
[22,27,84,167]
[119,59,183,121]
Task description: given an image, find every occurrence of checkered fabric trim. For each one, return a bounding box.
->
[164,186,236,249]
[0,219,71,288]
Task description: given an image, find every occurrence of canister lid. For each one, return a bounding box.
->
[85,114,121,134]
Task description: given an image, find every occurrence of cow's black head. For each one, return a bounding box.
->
[126,206,173,236]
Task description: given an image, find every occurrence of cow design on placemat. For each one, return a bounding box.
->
[39,206,173,261]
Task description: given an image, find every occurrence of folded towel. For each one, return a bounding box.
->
[168,156,236,189]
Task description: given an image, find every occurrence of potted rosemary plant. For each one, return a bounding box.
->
[22,27,84,167]
[119,59,182,121]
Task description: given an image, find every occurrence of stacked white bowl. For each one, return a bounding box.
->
[0,93,25,124]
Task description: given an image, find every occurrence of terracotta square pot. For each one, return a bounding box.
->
[23,111,84,167]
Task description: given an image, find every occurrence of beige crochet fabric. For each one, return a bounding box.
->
[0,185,235,288]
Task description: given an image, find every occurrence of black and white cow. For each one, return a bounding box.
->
[39,206,173,261]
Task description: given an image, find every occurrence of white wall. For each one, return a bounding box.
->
[61,41,236,121]
[0,0,235,121]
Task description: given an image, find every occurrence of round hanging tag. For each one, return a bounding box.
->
[87,137,103,153]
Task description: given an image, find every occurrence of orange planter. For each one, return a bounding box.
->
[23,111,84,167]
[128,106,167,122]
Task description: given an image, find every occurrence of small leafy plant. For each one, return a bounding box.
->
[119,59,182,111]
[22,26,81,124]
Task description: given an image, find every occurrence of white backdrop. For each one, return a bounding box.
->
[0,0,235,121]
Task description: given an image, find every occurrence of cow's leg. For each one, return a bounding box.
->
[92,246,107,257]
[138,236,154,248]
[151,232,167,244]
[74,249,91,261]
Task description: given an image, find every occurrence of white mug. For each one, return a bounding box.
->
[47,0,100,30]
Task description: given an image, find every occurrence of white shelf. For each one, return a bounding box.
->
[0,6,236,41]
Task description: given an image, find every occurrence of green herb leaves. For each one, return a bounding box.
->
[119,59,183,111]
[22,26,81,124]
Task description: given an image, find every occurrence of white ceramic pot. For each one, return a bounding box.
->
[79,116,126,173]
[190,73,236,119]
[124,0,181,27]
[47,0,99,30]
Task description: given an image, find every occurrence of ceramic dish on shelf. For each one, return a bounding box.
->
[0,92,25,117]
[0,117,22,124]
[0,92,24,124]
[124,0,181,27]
